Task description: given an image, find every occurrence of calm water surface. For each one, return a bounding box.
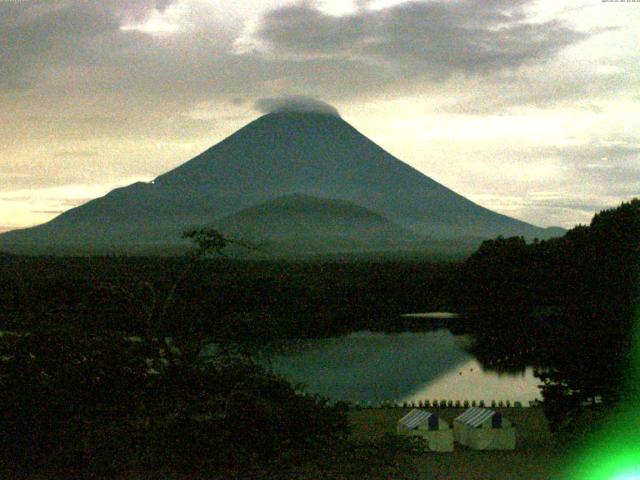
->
[266,330,541,405]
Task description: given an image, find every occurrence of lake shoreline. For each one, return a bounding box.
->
[265,329,542,406]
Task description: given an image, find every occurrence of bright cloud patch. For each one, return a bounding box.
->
[120,2,191,35]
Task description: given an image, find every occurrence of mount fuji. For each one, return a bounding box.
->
[0,108,562,255]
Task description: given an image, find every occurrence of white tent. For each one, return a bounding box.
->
[396,409,454,452]
[453,407,516,450]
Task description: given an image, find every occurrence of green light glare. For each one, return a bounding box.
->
[613,473,640,480]
[565,303,640,479]
[565,436,640,479]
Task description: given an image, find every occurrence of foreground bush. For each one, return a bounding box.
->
[0,327,418,479]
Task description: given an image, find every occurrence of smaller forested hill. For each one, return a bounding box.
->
[217,194,418,255]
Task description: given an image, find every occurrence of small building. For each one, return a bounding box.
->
[396,409,454,452]
[453,407,516,450]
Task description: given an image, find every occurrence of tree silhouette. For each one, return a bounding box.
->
[458,198,640,430]
[157,228,250,336]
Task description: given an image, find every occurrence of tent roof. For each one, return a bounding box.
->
[398,409,437,429]
[455,407,498,428]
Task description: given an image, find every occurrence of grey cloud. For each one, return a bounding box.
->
[113,0,175,21]
[511,143,640,190]
[457,139,639,226]
[0,0,601,126]
[1,3,113,79]
[440,64,636,114]
[517,194,637,214]
[543,143,640,170]
[256,1,588,79]
[0,0,256,123]
[255,96,341,117]
[0,0,177,89]
[0,113,216,146]
[258,4,366,56]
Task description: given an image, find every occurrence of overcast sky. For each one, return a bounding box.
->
[1,0,638,232]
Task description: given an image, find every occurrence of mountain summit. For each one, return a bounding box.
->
[0,110,561,255]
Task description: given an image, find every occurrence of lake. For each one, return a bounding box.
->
[265,329,541,405]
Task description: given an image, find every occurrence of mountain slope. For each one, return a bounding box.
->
[0,110,562,254]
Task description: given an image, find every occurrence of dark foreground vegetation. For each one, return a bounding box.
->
[0,255,455,346]
[1,236,437,478]
[457,199,640,431]
[0,328,422,479]
[0,199,637,477]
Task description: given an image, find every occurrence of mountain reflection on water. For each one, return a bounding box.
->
[265,330,541,404]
